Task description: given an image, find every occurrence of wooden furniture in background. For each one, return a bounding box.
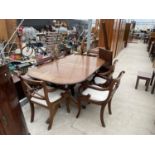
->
[20,75,68,130]
[77,71,125,127]
[123,23,131,47]
[148,41,155,59]
[114,20,126,57]
[150,32,155,38]
[147,37,155,52]
[0,19,16,41]
[0,65,29,135]
[144,35,149,43]
[101,22,109,50]
[0,20,8,41]
[135,71,152,91]
[98,19,114,49]
[12,75,25,101]
[5,20,17,39]
[150,70,155,94]
[98,19,126,58]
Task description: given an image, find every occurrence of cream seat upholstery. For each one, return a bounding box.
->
[31,87,65,106]
[94,77,107,84]
[82,85,109,102]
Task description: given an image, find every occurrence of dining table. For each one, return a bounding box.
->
[27,54,105,113]
[27,54,105,85]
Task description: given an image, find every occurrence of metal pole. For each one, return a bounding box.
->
[87,19,92,52]
[1,19,24,64]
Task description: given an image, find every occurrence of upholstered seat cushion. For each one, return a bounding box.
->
[30,87,65,106]
[94,77,107,84]
[82,85,109,102]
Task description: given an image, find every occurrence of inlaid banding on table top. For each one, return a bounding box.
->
[28,55,105,85]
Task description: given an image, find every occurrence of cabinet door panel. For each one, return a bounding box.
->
[0,65,29,135]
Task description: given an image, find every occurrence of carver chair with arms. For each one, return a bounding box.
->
[20,75,68,130]
[77,71,125,127]
[92,59,118,87]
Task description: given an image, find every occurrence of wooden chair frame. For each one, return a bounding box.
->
[92,59,118,87]
[77,71,125,127]
[20,76,68,130]
[98,59,118,76]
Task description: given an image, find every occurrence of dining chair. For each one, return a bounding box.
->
[92,59,118,87]
[99,47,113,65]
[20,75,68,130]
[76,71,125,127]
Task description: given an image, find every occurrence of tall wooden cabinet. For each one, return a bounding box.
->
[0,65,29,135]
[98,19,127,58]
[123,23,131,47]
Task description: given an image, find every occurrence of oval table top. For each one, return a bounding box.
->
[27,54,105,85]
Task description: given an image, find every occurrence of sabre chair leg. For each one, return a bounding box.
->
[48,104,59,130]
[108,99,112,115]
[76,99,81,118]
[100,104,106,127]
[66,96,70,113]
[46,118,50,124]
[30,102,35,122]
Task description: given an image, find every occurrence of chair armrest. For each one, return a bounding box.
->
[31,93,45,100]
[93,74,112,87]
[87,84,110,91]
[97,68,113,76]
[95,73,111,80]
[31,90,45,100]
[79,81,109,92]
[20,75,44,85]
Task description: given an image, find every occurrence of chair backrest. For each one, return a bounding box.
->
[20,76,50,106]
[107,71,125,101]
[114,71,125,89]
[99,47,113,66]
[108,59,118,78]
